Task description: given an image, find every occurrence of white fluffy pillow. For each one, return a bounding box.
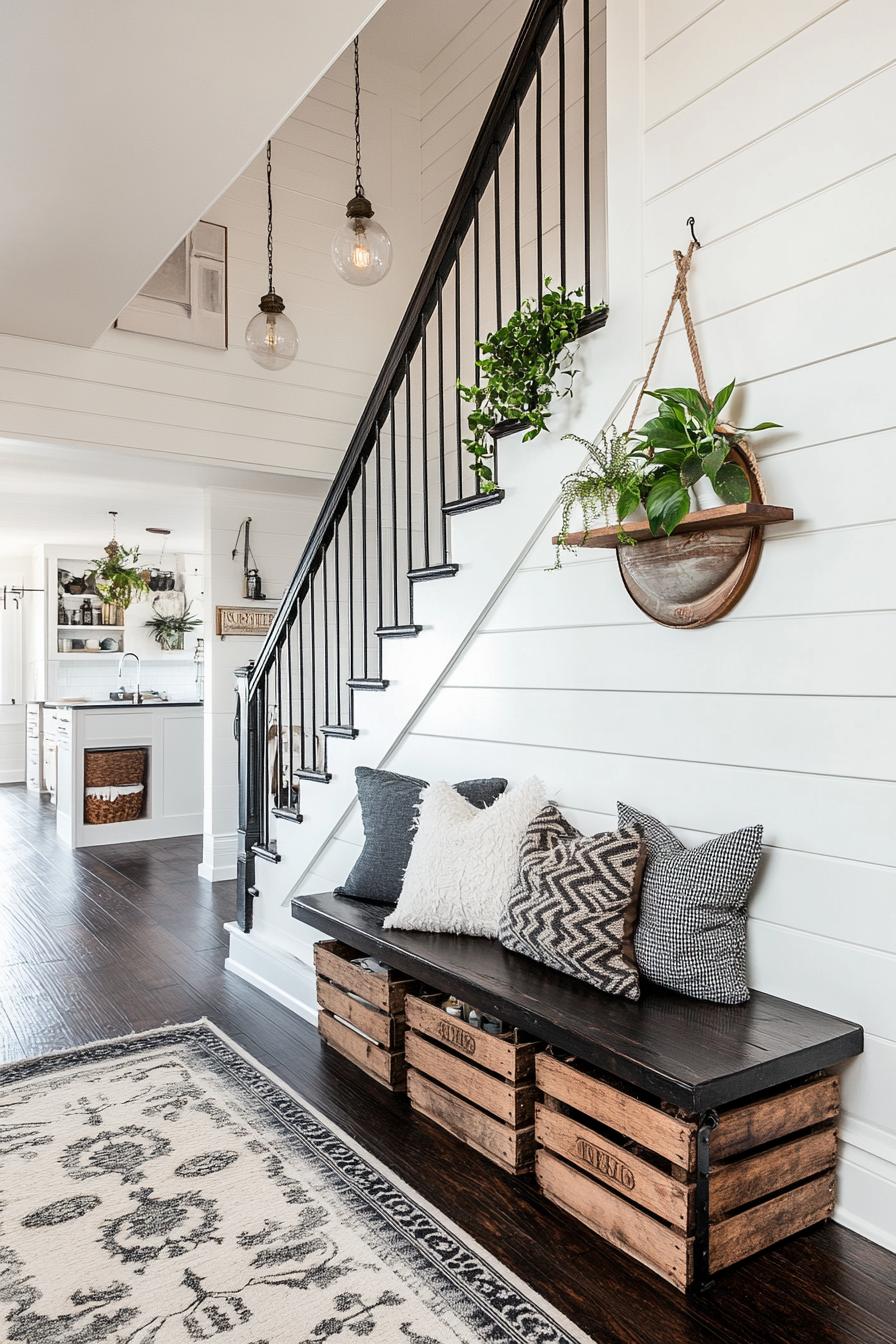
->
[384,776,547,937]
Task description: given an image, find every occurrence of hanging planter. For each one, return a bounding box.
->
[145,596,201,652]
[551,229,792,628]
[90,512,150,612]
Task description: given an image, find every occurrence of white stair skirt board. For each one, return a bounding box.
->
[198,831,238,883]
[225,922,318,1025]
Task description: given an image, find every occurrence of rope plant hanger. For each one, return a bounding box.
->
[554,220,791,629]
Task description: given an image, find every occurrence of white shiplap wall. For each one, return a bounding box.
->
[288,0,896,1252]
[0,45,421,483]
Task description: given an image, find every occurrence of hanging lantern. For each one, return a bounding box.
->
[331,37,393,286]
[245,140,298,369]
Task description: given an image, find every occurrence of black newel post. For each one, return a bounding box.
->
[235,663,260,932]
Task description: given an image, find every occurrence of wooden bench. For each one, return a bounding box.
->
[293,891,863,1291]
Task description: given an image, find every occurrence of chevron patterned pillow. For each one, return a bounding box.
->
[498,805,646,1000]
[618,802,763,1005]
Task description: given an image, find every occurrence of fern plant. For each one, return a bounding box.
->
[552,428,647,566]
[457,280,605,492]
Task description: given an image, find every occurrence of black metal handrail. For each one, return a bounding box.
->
[237,0,607,908]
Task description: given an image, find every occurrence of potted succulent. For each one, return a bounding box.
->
[457,280,606,492]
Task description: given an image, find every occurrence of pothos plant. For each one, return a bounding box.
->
[90,540,150,610]
[457,280,605,492]
[553,380,780,562]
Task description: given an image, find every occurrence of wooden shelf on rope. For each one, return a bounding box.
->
[554,502,793,551]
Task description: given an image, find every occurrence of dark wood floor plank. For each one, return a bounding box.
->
[0,783,893,1344]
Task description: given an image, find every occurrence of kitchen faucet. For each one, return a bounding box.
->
[118,651,142,704]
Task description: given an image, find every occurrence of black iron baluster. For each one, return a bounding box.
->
[275,642,283,809]
[513,95,522,310]
[322,541,330,737]
[390,396,399,625]
[374,428,382,675]
[536,52,543,300]
[297,592,306,771]
[405,354,413,578]
[333,514,341,726]
[558,0,567,290]
[494,152,502,328]
[583,0,591,309]
[473,193,481,494]
[421,319,430,568]
[347,487,355,685]
[261,671,269,848]
[437,283,448,560]
[455,257,463,498]
[309,565,317,770]
[286,613,294,806]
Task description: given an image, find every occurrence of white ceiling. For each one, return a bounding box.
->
[0,438,328,559]
[0,0,383,348]
[363,0,489,72]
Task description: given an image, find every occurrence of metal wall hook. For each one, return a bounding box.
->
[687,216,701,247]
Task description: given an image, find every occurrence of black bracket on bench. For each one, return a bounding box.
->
[693,1109,720,1292]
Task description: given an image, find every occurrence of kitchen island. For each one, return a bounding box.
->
[48,701,203,848]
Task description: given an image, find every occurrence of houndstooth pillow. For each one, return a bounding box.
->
[499,805,646,1000]
[618,801,762,1004]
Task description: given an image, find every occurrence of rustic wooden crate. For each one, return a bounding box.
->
[405,992,543,1175]
[314,939,417,1092]
[536,1051,839,1292]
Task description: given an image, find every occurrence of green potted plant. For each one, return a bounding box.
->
[91,539,150,622]
[457,280,606,492]
[145,598,201,652]
[553,380,780,562]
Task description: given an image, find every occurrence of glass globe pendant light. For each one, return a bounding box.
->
[331,38,392,286]
[245,140,298,370]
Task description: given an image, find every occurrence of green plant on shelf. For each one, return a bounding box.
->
[552,381,780,565]
[457,279,605,493]
[144,598,201,651]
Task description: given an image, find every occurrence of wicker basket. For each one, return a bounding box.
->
[84,789,144,825]
[84,748,146,787]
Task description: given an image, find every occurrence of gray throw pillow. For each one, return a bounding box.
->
[618,801,763,1005]
[499,805,645,1000]
[335,766,507,906]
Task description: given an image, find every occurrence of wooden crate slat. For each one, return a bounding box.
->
[536,1149,691,1293]
[406,1030,534,1125]
[315,939,415,1014]
[408,1069,535,1174]
[712,1076,839,1161]
[709,1171,836,1273]
[316,977,402,1049]
[535,1102,693,1230]
[319,1009,406,1092]
[537,1053,695,1169]
[711,1126,837,1218]
[406,992,539,1082]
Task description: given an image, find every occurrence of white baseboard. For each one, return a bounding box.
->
[199,832,237,883]
[0,768,25,784]
[224,922,318,1025]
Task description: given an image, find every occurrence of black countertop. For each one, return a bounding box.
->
[45,701,204,710]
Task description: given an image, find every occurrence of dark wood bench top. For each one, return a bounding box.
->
[293,892,863,1112]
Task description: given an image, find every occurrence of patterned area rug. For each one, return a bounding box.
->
[0,1022,593,1343]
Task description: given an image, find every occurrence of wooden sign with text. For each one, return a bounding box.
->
[215,605,276,638]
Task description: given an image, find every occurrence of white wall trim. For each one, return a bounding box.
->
[198,832,237,883]
[225,922,318,1025]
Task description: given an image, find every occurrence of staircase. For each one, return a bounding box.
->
[235,0,609,936]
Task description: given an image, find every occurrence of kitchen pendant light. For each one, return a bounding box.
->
[245,140,298,370]
[331,37,392,286]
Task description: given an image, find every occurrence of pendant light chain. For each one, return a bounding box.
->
[266,139,275,295]
[354,38,364,199]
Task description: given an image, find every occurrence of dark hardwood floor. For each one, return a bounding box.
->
[0,782,893,1344]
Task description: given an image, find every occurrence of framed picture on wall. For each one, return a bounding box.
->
[115,220,228,349]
